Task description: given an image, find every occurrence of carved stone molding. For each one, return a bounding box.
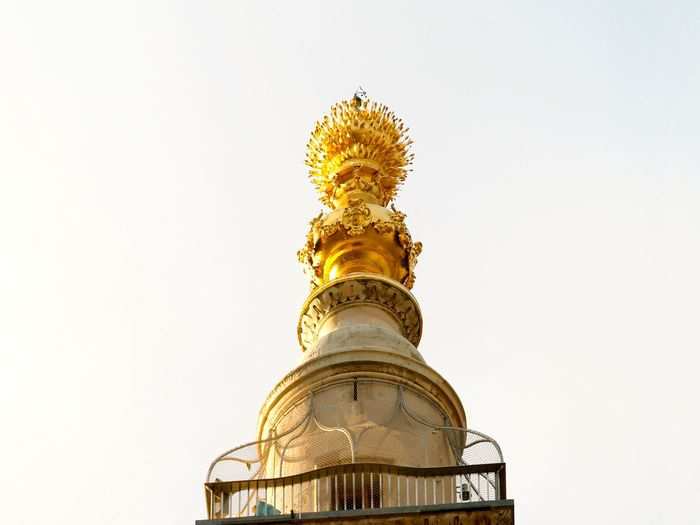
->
[297,274,422,352]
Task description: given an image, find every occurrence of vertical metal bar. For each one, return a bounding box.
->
[361,471,365,509]
[379,470,383,508]
[424,476,427,505]
[326,474,330,511]
[384,469,392,507]
[433,478,436,505]
[343,473,347,510]
[352,471,356,510]
[370,471,374,508]
[335,473,338,511]
[414,475,418,505]
[388,471,392,507]
[498,465,507,499]
[397,474,401,506]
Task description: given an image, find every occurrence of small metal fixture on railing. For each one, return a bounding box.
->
[205,462,507,520]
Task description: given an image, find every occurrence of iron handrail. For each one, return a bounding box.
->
[205,462,507,519]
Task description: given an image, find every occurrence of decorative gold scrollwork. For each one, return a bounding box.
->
[297,204,422,289]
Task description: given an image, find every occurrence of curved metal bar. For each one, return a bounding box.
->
[311,396,355,463]
[398,386,464,465]
[207,439,271,483]
[278,412,313,476]
[464,438,492,449]
[354,384,404,445]
[397,387,504,463]
[206,402,312,482]
[218,457,259,466]
[397,386,447,429]
[464,429,504,463]
[312,415,356,463]
[397,385,502,499]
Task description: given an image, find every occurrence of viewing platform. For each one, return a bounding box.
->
[201,462,512,524]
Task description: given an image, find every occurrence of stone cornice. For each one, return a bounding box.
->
[297,274,422,352]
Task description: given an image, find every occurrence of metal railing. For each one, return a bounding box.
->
[205,462,506,520]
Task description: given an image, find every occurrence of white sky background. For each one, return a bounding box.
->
[1,1,699,523]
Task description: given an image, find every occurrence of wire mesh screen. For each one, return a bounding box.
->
[207,378,504,499]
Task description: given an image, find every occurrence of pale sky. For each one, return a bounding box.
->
[1,2,699,524]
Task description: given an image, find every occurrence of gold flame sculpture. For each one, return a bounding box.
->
[306,95,414,209]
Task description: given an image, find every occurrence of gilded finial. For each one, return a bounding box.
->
[305,93,414,209]
[299,93,422,291]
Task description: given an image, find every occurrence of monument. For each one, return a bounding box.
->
[199,92,514,525]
